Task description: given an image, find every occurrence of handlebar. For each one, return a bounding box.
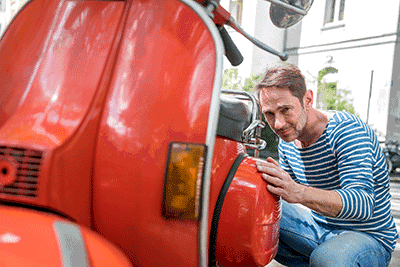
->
[208,2,289,64]
[218,26,244,66]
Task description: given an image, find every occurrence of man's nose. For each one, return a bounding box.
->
[274,114,286,130]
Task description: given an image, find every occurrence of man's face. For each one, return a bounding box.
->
[259,86,307,143]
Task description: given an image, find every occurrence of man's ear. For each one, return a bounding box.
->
[304,90,313,108]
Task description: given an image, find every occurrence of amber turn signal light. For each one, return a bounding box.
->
[162,142,207,220]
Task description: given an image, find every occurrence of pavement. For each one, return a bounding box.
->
[265,173,400,267]
[388,175,400,267]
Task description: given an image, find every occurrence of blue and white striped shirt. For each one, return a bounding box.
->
[279,111,398,252]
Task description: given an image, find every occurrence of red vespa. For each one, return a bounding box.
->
[0,0,312,266]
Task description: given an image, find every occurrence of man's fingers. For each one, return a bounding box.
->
[266,184,282,195]
[262,173,283,187]
[266,157,279,167]
[256,161,285,179]
[256,160,275,171]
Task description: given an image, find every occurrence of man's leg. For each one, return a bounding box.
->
[274,201,329,266]
[309,231,392,267]
[275,201,392,267]
[274,239,309,266]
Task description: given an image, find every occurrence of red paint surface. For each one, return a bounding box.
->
[0,0,280,266]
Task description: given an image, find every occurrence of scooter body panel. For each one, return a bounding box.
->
[0,0,126,225]
[92,0,220,266]
[0,0,280,266]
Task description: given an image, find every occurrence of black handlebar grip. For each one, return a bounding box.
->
[219,26,244,67]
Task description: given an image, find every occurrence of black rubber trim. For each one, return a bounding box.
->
[208,153,247,266]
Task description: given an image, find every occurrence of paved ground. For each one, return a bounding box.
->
[387,176,400,267]
[266,174,400,267]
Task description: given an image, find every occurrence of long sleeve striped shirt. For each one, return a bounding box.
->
[278,111,398,252]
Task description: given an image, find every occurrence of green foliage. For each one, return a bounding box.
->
[222,68,261,92]
[243,73,262,92]
[317,68,355,114]
[222,68,242,90]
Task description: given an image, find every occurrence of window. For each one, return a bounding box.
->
[229,0,243,25]
[0,0,5,12]
[324,0,346,25]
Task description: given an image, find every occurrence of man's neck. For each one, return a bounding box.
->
[295,109,329,148]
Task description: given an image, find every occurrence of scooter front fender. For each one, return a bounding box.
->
[0,206,132,267]
[209,141,281,267]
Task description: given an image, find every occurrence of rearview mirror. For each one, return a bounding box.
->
[267,0,313,28]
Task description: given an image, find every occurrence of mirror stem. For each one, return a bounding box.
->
[227,18,288,61]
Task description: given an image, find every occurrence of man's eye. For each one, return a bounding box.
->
[282,108,289,113]
[264,112,274,117]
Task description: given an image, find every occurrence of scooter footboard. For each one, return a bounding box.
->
[214,156,281,267]
[0,206,132,267]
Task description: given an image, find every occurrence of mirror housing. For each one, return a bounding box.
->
[268,0,313,28]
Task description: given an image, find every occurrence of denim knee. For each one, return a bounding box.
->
[310,247,388,267]
[309,232,391,267]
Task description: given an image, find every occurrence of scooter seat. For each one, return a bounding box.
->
[217,94,252,142]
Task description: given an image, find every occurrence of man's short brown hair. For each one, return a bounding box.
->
[256,64,307,102]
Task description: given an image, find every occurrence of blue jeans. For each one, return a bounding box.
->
[275,201,392,267]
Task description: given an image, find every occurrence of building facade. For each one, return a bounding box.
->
[220,0,287,78]
[222,0,400,140]
[285,0,400,139]
[0,0,27,36]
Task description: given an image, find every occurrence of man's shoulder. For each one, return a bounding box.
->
[329,111,358,124]
[327,111,378,147]
[327,111,365,132]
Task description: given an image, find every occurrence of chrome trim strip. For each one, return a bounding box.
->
[53,221,90,267]
[176,1,224,266]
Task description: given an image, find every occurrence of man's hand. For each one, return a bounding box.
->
[256,157,306,204]
[256,157,343,218]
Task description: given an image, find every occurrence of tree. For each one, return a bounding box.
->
[222,68,242,90]
[317,68,355,114]
[222,68,262,92]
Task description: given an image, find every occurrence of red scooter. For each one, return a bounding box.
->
[0,0,311,266]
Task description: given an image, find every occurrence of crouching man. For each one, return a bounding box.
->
[255,64,398,267]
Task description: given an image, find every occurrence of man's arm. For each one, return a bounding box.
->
[300,185,342,217]
[256,157,342,217]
